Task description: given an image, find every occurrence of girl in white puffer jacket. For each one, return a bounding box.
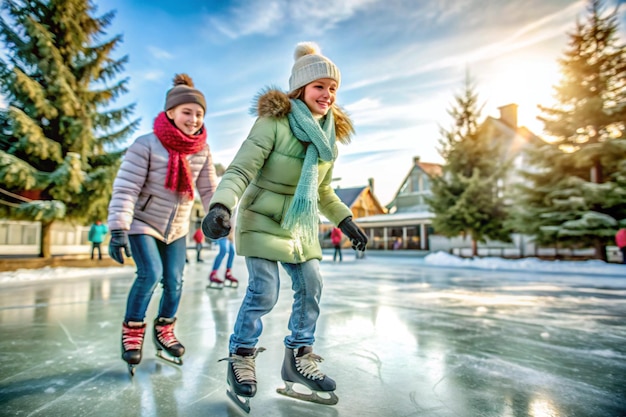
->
[107,74,217,375]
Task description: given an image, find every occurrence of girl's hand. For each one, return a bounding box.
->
[202,204,231,239]
[338,217,368,251]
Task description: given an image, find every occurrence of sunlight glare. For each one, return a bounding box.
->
[529,396,559,417]
[482,55,561,136]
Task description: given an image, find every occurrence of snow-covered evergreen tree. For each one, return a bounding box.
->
[427,73,511,256]
[512,0,626,260]
[0,0,139,257]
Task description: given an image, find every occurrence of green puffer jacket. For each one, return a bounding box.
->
[210,89,354,263]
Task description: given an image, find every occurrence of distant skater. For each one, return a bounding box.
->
[207,234,238,289]
[193,226,205,262]
[616,227,626,264]
[88,220,108,260]
[331,226,343,262]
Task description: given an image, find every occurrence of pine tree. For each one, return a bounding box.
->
[0,0,139,258]
[514,0,626,261]
[426,73,511,256]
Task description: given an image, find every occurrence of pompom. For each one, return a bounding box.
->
[294,42,320,61]
[172,73,194,87]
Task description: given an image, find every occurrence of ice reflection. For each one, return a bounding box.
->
[529,396,558,417]
[374,306,416,348]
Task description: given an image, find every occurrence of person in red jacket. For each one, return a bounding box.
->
[193,226,205,262]
[615,228,626,264]
[331,227,343,262]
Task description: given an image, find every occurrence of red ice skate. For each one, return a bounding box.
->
[153,317,185,365]
[121,321,146,376]
[224,268,239,288]
[207,270,224,290]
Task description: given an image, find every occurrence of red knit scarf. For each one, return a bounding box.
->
[153,111,207,200]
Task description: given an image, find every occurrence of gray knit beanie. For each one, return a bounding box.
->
[288,42,341,93]
[164,74,206,112]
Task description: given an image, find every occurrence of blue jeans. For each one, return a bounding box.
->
[229,257,323,352]
[124,234,187,322]
[212,238,235,270]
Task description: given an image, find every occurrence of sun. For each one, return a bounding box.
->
[481,54,562,135]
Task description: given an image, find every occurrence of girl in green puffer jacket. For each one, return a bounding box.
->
[202,42,367,411]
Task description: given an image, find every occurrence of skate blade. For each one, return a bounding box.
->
[276,382,338,406]
[206,282,224,290]
[156,350,183,366]
[224,281,239,288]
[226,388,251,414]
[127,363,136,377]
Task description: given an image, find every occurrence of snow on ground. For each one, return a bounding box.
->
[0,265,134,285]
[423,251,626,276]
[0,251,623,285]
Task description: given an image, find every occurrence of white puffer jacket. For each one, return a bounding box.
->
[107,132,217,243]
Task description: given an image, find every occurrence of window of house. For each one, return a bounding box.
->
[410,172,420,192]
[404,227,419,249]
[367,227,386,250]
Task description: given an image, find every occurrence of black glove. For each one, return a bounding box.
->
[338,217,368,252]
[202,203,231,239]
[109,229,131,264]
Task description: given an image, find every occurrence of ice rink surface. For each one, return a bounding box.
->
[0,251,625,417]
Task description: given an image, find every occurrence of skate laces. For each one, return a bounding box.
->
[219,348,266,383]
[295,352,326,380]
[122,326,145,350]
[155,323,180,348]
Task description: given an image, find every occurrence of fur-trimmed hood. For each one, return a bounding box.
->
[252,88,354,144]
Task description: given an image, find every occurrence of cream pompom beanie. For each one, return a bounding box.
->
[288,42,341,93]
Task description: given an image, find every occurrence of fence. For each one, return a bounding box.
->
[0,220,91,256]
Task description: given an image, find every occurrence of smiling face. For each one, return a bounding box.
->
[302,78,337,117]
[166,103,205,135]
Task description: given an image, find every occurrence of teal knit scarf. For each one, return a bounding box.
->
[282,99,336,245]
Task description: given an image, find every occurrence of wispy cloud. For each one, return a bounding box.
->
[345,1,585,91]
[286,0,379,34]
[207,1,284,39]
[207,105,249,118]
[142,70,165,81]
[207,0,379,39]
[147,46,174,60]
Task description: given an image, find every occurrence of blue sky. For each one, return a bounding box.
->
[88,1,625,204]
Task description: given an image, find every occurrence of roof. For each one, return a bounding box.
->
[480,116,544,161]
[334,187,366,208]
[386,159,442,209]
[416,161,442,177]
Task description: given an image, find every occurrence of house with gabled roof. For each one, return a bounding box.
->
[318,178,386,246]
[353,103,542,253]
[354,156,440,251]
[334,179,386,219]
